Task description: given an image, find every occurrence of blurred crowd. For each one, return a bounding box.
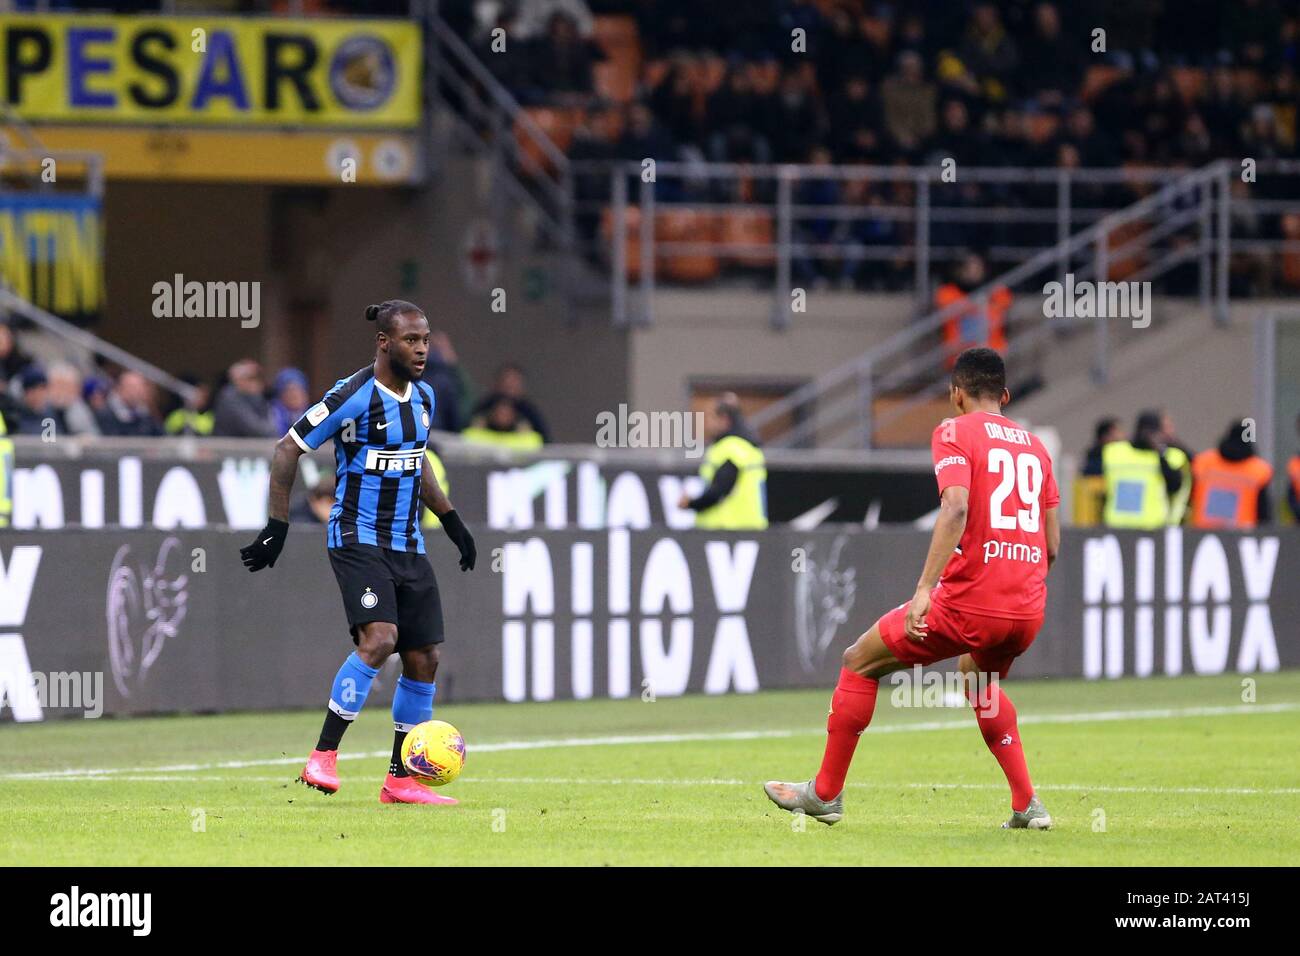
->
[1077,408,1300,528]
[448,0,1300,292]
[475,0,1299,167]
[0,320,551,448]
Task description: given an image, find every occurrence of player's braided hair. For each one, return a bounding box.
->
[364,299,424,335]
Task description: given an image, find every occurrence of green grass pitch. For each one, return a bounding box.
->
[2,672,1298,866]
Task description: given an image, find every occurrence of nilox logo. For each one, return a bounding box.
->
[1082,530,1279,679]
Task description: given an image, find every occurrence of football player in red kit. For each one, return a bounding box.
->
[765,348,1061,828]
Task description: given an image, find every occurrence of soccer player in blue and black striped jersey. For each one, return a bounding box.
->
[240,300,477,806]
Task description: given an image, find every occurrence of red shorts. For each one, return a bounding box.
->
[876,589,1042,678]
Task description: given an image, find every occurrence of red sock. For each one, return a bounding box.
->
[968,684,1034,812]
[813,668,879,801]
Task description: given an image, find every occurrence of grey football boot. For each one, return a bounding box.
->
[1002,794,1052,830]
[763,779,844,825]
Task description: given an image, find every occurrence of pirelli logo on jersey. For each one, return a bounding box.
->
[363,447,424,474]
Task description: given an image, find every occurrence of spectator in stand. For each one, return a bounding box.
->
[472,363,550,443]
[707,61,772,164]
[0,321,33,391]
[793,144,841,286]
[212,359,277,438]
[958,2,1019,101]
[1017,3,1078,106]
[767,66,825,163]
[463,395,544,451]
[96,370,163,437]
[827,73,885,163]
[164,375,214,437]
[290,473,336,525]
[420,330,471,433]
[523,11,602,103]
[1188,420,1273,528]
[16,367,55,435]
[271,368,311,437]
[1074,417,1124,526]
[880,51,936,161]
[1082,417,1124,477]
[47,362,99,436]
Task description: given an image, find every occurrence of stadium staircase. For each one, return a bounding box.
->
[748,161,1236,449]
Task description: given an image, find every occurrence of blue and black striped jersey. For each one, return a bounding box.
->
[288,365,435,553]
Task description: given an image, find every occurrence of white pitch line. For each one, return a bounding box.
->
[40,775,1300,796]
[1,701,1296,783]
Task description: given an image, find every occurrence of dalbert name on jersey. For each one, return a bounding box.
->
[930,411,1059,620]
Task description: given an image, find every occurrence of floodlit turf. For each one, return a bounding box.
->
[2,672,1299,866]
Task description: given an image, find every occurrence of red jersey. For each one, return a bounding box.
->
[930,411,1059,619]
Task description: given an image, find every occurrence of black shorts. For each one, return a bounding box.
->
[328,544,444,651]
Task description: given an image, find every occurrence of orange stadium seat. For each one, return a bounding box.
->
[1280,213,1300,288]
[1105,219,1148,281]
[1025,112,1060,145]
[657,210,719,282]
[719,209,775,268]
[516,107,584,174]
[1081,64,1123,103]
[593,15,642,103]
[1170,67,1206,104]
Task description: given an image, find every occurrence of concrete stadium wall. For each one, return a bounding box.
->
[629,290,915,414]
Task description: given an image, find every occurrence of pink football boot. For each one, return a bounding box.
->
[298,749,340,794]
[380,773,459,805]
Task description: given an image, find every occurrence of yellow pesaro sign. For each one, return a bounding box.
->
[0,195,103,316]
[0,14,421,128]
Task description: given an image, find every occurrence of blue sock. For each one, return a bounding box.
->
[329,652,379,721]
[390,676,436,776]
[392,675,436,732]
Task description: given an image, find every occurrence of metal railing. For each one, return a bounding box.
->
[426,14,575,266]
[577,160,1251,326]
[746,160,1235,449]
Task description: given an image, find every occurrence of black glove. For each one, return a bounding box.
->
[440,510,476,571]
[240,518,289,572]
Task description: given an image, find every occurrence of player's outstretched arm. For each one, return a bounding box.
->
[421,462,476,571]
[905,485,969,640]
[240,434,303,573]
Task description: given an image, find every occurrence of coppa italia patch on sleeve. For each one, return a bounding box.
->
[306,403,329,426]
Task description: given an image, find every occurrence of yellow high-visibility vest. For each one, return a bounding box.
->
[0,413,12,528]
[421,447,450,530]
[1102,440,1183,529]
[1166,446,1192,525]
[461,426,543,452]
[696,434,768,530]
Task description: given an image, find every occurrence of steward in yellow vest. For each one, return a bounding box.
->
[462,396,544,452]
[421,445,450,530]
[1101,411,1187,529]
[0,411,13,528]
[679,394,768,530]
